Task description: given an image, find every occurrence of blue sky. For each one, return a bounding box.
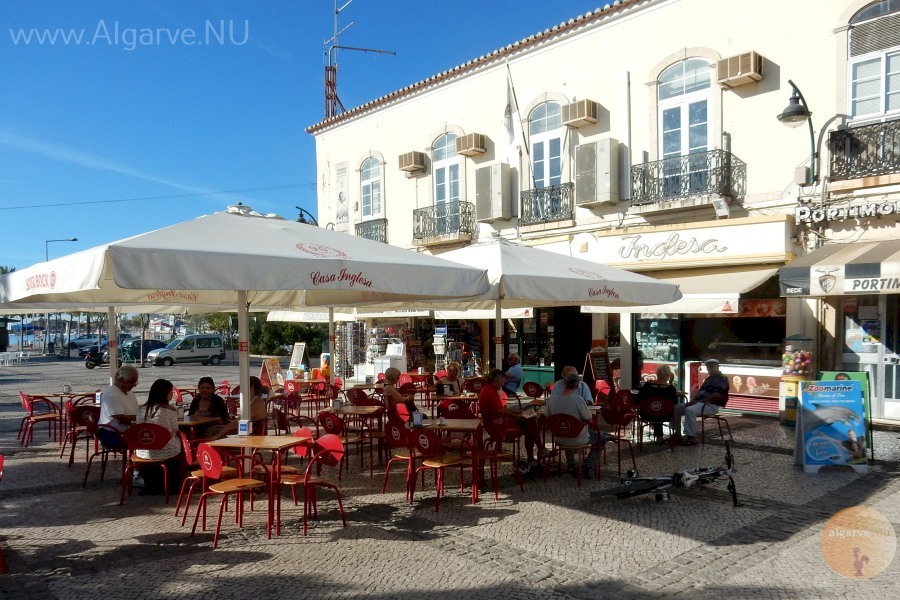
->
[1,1,599,268]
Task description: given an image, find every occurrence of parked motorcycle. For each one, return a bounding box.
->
[84,346,109,369]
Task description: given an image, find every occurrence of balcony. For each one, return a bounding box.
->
[355,218,387,243]
[412,201,476,247]
[519,182,574,226]
[630,149,746,210]
[829,118,900,190]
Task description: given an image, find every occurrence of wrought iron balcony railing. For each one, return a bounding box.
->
[355,218,387,243]
[519,182,574,225]
[630,149,746,206]
[830,118,900,181]
[412,201,476,241]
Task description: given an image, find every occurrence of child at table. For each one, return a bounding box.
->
[383,367,419,416]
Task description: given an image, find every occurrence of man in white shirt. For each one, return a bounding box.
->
[549,366,594,405]
[99,364,140,431]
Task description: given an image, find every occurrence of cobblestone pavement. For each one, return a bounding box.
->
[1,357,899,599]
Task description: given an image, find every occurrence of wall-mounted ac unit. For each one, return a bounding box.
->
[575,138,619,206]
[399,151,426,173]
[475,163,512,222]
[717,51,764,89]
[456,133,487,157]
[562,99,600,128]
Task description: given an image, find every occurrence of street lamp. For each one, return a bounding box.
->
[295,206,319,226]
[44,237,78,355]
[777,79,817,183]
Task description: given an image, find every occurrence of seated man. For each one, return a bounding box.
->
[545,371,606,479]
[549,366,594,405]
[479,368,548,462]
[502,352,523,397]
[672,358,729,445]
[99,364,140,432]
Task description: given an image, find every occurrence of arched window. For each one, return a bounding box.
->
[432,133,460,234]
[360,157,381,219]
[528,102,563,188]
[848,1,900,119]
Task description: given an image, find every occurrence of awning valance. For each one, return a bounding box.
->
[583,265,779,314]
[780,240,900,297]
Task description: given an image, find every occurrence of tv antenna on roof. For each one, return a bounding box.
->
[324,0,396,119]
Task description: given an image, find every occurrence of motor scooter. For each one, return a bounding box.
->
[84,346,109,369]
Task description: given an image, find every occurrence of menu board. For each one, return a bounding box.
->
[586,348,615,393]
[260,357,285,392]
[288,342,308,370]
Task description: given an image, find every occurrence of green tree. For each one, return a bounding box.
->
[0,266,16,275]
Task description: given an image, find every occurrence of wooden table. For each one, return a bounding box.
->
[178,415,223,439]
[410,417,484,503]
[30,392,99,439]
[207,434,312,537]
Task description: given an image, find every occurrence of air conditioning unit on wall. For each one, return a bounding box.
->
[475,163,512,222]
[575,138,619,206]
[562,99,600,128]
[717,51,764,89]
[456,133,487,157]
[399,151,426,173]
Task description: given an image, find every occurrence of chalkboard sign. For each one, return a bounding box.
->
[585,348,614,394]
[288,342,308,370]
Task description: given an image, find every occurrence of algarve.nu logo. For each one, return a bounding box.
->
[820,507,896,579]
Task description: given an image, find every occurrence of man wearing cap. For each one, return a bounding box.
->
[672,358,729,445]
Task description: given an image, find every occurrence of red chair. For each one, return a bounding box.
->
[120,423,177,504]
[271,408,292,436]
[59,403,101,466]
[190,443,266,548]
[635,395,676,452]
[381,420,420,501]
[216,380,231,396]
[598,400,638,477]
[398,373,413,386]
[410,427,471,512]
[317,412,365,478]
[289,434,347,536]
[17,392,60,448]
[594,380,612,404]
[522,382,545,401]
[479,421,525,499]
[0,455,7,574]
[436,399,475,420]
[376,372,386,383]
[71,392,99,406]
[175,432,239,525]
[464,377,489,395]
[344,387,374,405]
[546,414,594,486]
[82,424,126,488]
[433,370,448,380]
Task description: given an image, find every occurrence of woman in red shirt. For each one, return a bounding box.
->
[479,369,547,462]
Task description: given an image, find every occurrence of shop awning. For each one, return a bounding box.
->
[780,240,900,297]
[583,265,779,314]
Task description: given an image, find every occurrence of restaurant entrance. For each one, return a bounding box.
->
[842,294,900,419]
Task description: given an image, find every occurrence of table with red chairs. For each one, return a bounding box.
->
[407,417,484,503]
[320,404,385,474]
[206,433,313,537]
[25,391,98,445]
[178,415,224,440]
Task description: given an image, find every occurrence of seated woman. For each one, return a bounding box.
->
[382,367,418,415]
[437,361,463,396]
[187,376,235,440]
[136,378,183,495]
[248,376,270,434]
[478,369,548,463]
[634,364,679,443]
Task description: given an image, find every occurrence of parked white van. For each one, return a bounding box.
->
[146,334,226,366]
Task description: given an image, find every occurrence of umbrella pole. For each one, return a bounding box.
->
[328,307,335,387]
[495,301,503,370]
[107,307,116,385]
[238,292,250,422]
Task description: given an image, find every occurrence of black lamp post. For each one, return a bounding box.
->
[295,206,319,226]
[777,79,817,183]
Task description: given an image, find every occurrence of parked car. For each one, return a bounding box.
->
[69,334,108,349]
[116,338,167,362]
[79,342,108,358]
[147,334,226,366]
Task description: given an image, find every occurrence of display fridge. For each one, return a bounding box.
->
[633,315,682,388]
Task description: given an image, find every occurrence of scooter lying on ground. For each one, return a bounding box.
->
[591,443,740,506]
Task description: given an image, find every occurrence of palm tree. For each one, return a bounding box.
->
[0,266,15,274]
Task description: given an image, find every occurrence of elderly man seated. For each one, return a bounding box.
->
[502,352,523,397]
[99,364,140,432]
[672,358,729,445]
[549,366,594,405]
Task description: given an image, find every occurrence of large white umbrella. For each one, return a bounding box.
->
[0,205,490,419]
[360,238,682,368]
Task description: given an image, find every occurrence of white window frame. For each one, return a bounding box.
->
[657,59,712,158]
[360,157,382,220]
[848,48,900,122]
[528,102,564,189]
[432,134,460,207]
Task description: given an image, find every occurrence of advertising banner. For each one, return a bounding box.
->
[797,380,868,473]
[819,371,873,459]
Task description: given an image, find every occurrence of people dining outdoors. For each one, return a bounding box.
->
[479,368,548,463]
[437,362,463,396]
[248,376,270,433]
[187,376,235,439]
[502,353,523,397]
[99,364,140,432]
[549,366,594,405]
[382,367,419,414]
[135,378,183,496]
[672,358,730,446]
[545,371,606,479]
[635,364,679,443]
